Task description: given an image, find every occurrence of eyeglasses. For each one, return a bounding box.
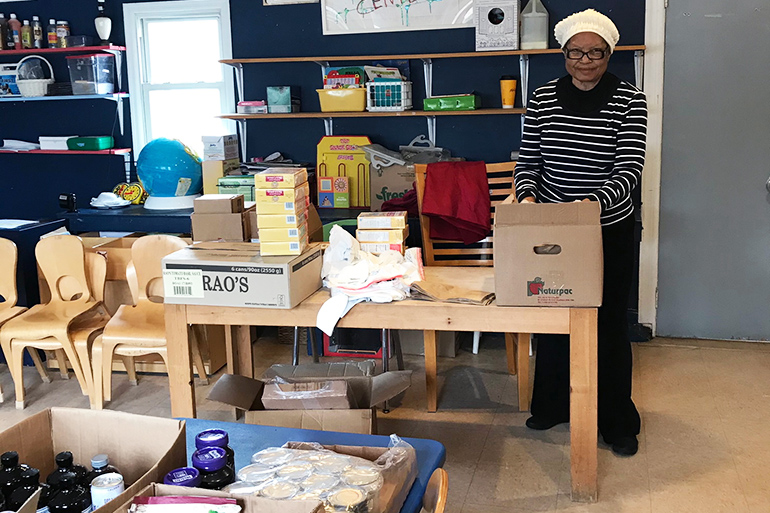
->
[563,47,609,61]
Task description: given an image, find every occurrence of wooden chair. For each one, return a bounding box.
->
[91,235,208,410]
[414,162,531,411]
[0,235,106,409]
[421,468,448,513]
[0,238,50,403]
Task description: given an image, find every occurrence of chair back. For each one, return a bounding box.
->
[130,235,188,301]
[415,162,516,267]
[422,468,448,513]
[0,238,18,309]
[35,235,92,303]
[85,252,108,303]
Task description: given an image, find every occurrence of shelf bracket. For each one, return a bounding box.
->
[426,116,436,145]
[634,50,645,90]
[234,63,244,103]
[421,58,433,98]
[123,151,132,183]
[105,49,124,92]
[237,119,247,162]
[314,61,331,83]
[518,54,530,107]
[117,96,125,136]
[323,117,333,136]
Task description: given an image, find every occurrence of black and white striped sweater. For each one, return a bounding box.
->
[514,73,648,226]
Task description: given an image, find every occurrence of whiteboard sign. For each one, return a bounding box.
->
[322,0,474,35]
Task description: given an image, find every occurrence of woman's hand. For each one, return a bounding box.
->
[521,196,535,203]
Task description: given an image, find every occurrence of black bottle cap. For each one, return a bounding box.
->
[55,452,73,468]
[19,468,40,486]
[1,452,19,468]
[58,472,76,488]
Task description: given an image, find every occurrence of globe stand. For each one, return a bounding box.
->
[143,194,200,210]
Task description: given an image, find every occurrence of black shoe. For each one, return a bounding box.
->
[610,435,638,456]
[525,415,569,431]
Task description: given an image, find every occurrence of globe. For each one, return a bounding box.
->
[137,138,203,210]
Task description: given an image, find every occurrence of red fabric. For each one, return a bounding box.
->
[422,161,490,244]
[382,183,419,218]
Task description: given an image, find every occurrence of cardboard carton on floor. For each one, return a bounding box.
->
[162,243,323,309]
[493,199,603,307]
[0,408,186,513]
[112,483,323,513]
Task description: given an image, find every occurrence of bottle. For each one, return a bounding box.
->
[7,468,53,513]
[46,473,91,513]
[46,19,57,48]
[55,21,69,48]
[520,0,549,50]
[194,429,235,472]
[0,452,26,498]
[21,20,31,49]
[191,448,234,490]
[46,453,88,491]
[0,14,8,52]
[163,468,202,488]
[31,16,43,49]
[85,455,119,485]
[7,14,21,50]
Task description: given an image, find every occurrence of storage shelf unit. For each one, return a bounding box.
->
[0,45,127,56]
[220,46,645,160]
[0,93,129,103]
[0,148,131,155]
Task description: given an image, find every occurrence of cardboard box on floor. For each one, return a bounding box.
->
[208,366,411,434]
[493,199,603,307]
[0,408,186,513]
[112,483,323,513]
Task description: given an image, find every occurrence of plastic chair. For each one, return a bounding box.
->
[414,162,531,411]
[0,238,50,403]
[0,235,106,409]
[422,468,448,513]
[91,235,208,410]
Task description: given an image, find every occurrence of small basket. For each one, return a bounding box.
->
[317,88,366,112]
[16,55,55,98]
[366,81,412,112]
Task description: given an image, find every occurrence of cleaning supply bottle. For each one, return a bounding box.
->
[47,473,91,513]
[520,0,549,50]
[46,453,88,491]
[85,455,120,485]
[31,16,43,49]
[0,14,8,52]
[7,14,21,50]
[46,19,57,48]
[21,20,32,49]
[7,468,53,513]
[0,452,26,498]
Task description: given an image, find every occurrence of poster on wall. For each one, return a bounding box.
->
[322,0,473,35]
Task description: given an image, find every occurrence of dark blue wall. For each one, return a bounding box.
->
[0,0,644,220]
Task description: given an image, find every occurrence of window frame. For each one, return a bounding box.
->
[123,0,235,155]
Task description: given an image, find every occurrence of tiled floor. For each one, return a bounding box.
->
[2,332,770,512]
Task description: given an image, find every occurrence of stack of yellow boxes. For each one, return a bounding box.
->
[255,168,310,256]
[356,211,409,254]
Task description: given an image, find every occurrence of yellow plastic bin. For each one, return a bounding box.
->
[317,88,366,112]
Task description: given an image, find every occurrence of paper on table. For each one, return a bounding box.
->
[0,219,37,229]
[317,293,367,336]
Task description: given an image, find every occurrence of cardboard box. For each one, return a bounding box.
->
[203,159,240,195]
[359,242,405,255]
[369,164,415,211]
[190,212,248,242]
[163,243,323,308]
[217,175,254,201]
[257,208,308,229]
[194,194,245,214]
[267,86,301,114]
[356,226,409,244]
[247,210,259,242]
[259,236,309,256]
[306,205,323,243]
[112,483,323,513]
[493,200,603,307]
[255,182,310,204]
[0,408,186,513]
[357,211,408,229]
[263,361,375,378]
[254,167,308,189]
[202,134,239,161]
[259,222,308,243]
[262,380,354,410]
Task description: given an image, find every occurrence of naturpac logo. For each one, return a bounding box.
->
[527,277,573,297]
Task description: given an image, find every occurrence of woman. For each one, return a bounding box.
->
[514,9,647,456]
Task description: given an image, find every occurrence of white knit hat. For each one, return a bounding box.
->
[554,9,620,52]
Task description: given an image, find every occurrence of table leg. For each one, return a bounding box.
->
[569,308,598,502]
[424,330,438,412]
[224,325,236,375]
[517,333,531,412]
[165,303,196,418]
[234,325,253,379]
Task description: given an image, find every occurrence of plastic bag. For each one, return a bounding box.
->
[18,59,44,80]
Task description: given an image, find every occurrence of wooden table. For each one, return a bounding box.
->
[165,267,598,501]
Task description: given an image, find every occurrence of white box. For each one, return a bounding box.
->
[162,242,323,309]
[39,136,78,150]
[202,134,239,161]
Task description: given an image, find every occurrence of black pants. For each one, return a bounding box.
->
[529,214,641,441]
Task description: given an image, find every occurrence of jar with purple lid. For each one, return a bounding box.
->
[194,430,235,471]
[163,467,201,488]
[191,448,234,490]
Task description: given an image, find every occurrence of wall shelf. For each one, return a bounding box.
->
[220,108,526,120]
[0,93,129,103]
[0,148,131,155]
[0,45,126,56]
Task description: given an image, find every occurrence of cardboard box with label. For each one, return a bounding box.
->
[370,164,415,211]
[255,181,310,204]
[202,134,239,161]
[259,222,308,243]
[194,194,245,214]
[493,200,603,307]
[357,211,408,229]
[260,237,309,256]
[254,167,308,189]
[163,243,323,308]
[203,159,240,195]
[191,212,249,242]
[256,208,308,229]
[217,175,254,201]
[0,408,186,513]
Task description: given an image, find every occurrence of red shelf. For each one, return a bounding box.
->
[0,148,131,155]
[0,45,126,56]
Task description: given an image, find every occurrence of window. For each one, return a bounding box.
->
[124,0,235,157]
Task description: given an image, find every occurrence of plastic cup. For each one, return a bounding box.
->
[500,76,517,109]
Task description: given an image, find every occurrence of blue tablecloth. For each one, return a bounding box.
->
[181,418,445,513]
